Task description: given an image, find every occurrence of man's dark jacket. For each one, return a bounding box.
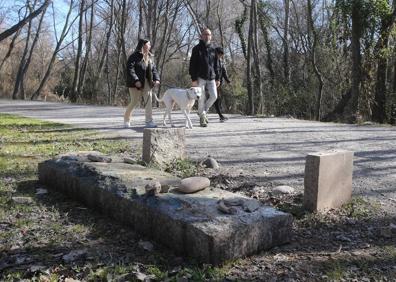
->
[126,51,160,89]
[189,40,220,81]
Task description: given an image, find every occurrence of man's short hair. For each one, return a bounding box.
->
[201,28,211,34]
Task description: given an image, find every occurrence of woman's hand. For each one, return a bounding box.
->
[135,81,142,88]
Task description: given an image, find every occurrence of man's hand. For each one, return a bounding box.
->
[192,80,198,87]
[215,80,220,87]
[135,81,142,88]
[154,80,160,86]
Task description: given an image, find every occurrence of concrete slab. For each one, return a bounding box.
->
[38,154,293,264]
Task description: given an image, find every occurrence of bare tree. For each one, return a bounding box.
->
[31,0,76,100]
[350,0,363,118]
[372,1,396,123]
[70,0,86,103]
[282,0,290,84]
[12,0,38,100]
[246,0,254,115]
[307,0,324,120]
[0,0,51,42]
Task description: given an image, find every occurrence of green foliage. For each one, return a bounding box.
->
[0,114,134,279]
[164,158,197,178]
[325,260,347,280]
[336,0,392,32]
[234,6,248,59]
[340,197,380,219]
[147,265,168,280]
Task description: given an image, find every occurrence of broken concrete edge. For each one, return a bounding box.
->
[303,150,354,213]
[38,157,294,265]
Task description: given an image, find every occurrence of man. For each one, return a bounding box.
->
[189,28,220,127]
[214,46,231,122]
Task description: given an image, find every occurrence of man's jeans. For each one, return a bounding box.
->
[197,78,217,116]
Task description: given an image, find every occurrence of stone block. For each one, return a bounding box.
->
[304,150,354,212]
[142,128,186,167]
[38,154,293,264]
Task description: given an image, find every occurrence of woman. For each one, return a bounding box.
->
[124,39,160,128]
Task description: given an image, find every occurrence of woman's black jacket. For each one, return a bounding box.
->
[126,51,160,89]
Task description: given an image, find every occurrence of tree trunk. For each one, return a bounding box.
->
[283,0,290,84]
[19,3,48,100]
[372,6,396,123]
[251,0,263,115]
[138,0,143,38]
[235,5,248,60]
[78,0,95,99]
[0,30,21,72]
[70,0,86,103]
[246,0,254,115]
[12,0,37,100]
[216,0,224,48]
[93,0,114,102]
[350,0,363,117]
[307,0,324,121]
[257,7,274,85]
[31,0,75,100]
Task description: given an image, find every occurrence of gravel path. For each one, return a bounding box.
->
[1,99,395,213]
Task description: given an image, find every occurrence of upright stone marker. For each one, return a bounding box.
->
[142,128,186,167]
[304,150,354,212]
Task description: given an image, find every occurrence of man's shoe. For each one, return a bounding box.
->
[124,121,131,128]
[145,121,157,128]
[200,115,208,127]
[204,114,209,124]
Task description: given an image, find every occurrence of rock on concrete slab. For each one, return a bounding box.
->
[142,128,185,167]
[176,177,210,194]
[38,153,293,264]
[272,185,295,195]
[304,150,354,212]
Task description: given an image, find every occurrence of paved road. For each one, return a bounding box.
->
[1,99,395,213]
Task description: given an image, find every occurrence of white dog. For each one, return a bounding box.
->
[153,87,202,129]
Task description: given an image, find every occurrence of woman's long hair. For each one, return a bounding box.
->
[135,38,149,52]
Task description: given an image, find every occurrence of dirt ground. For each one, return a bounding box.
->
[1,99,395,280]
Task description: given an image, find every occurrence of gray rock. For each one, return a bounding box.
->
[217,199,237,214]
[243,200,261,213]
[201,157,219,169]
[138,240,154,251]
[62,249,87,263]
[123,156,137,164]
[272,185,295,195]
[177,177,210,194]
[35,188,48,195]
[87,153,112,163]
[12,197,33,204]
[145,181,161,196]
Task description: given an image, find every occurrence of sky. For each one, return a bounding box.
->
[0,0,71,35]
